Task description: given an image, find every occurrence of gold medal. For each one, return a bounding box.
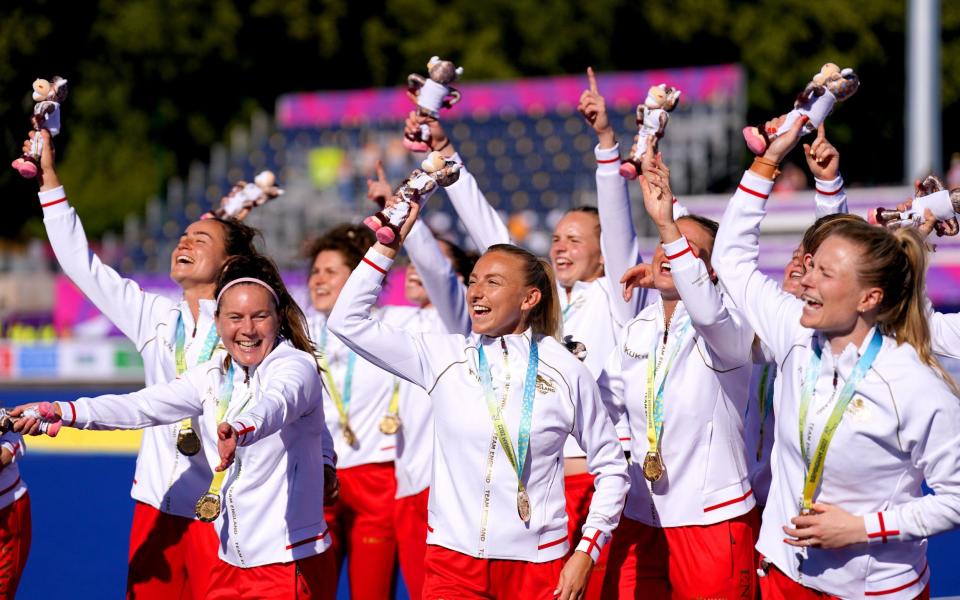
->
[195,493,222,522]
[177,427,201,456]
[342,424,357,446]
[379,413,401,435]
[517,489,531,522]
[642,451,665,482]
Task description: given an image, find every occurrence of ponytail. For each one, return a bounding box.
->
[485,244,561,340]
[828,220,958,392]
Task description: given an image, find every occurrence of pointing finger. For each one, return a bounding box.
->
[587,67,599,94]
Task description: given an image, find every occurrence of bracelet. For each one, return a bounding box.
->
[435,139,451,153]
[749,157,781,180]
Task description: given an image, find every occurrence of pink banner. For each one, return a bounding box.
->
[277,65,744,129]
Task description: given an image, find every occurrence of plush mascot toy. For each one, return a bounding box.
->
[12,76,68,178]
[742,63,859,155]
[403,56,464,152]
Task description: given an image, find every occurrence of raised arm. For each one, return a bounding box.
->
[405,220,471,336]
[230,353,324,448]
[803,123,848,218]
[640,154,753,367]
[30,131,172,347]
[713,119,809,361]
[328,247,438,390]
[577,68,646,323]
[402,112,510,250]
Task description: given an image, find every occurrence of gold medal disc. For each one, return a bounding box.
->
[517,489,531,522]
[195,493,222,522]
[379,414,401,435]
[642,451,665,482]
[177,428,201,456]
[342,425,357,446]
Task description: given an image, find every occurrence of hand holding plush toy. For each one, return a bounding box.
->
[742,63,859,156]
[403,56,464,152]
[364,152,460,244]
[869,174,960,236]
[206,170,284,220]
[619,84,681,180]
[11,76,68,179]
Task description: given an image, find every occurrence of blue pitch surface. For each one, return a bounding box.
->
[3,387,959,598]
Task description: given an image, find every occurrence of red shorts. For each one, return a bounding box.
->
[759,561,930,600]
[564,472,608,600]
[324,462,397,599]
[0,492,31,600]
[422,545,564,600]
[602,510,759,599]
[127,501,220,600]
[395,488,430,600]
[206,550,337,600]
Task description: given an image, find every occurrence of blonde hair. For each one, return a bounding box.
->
[486,244,561,340]
[827,220,957,390]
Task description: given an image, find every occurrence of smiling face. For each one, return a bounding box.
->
[782,245,806,297]
[550,211,603,289]
[652,219,716,300]
[308,250,352,315]
[170,220,230,289]
[216,284,279,368]
[798,236,881,333]
[467,251,541,337]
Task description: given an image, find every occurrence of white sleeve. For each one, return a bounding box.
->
[928,305,960,360]
[713,172,806,361]
[813,175,848,219]
[405,221,471,336]
[862,379,960,543]
[230,356,323,448]
[664,235,754,369]
[595,143,645,324]
[442,154,511,250]
[327,249,438,390]
[60,373,203,430]
[597,340,631,453]
[0,432,25,463]
[571,366,630,562]
[39,186,174,348]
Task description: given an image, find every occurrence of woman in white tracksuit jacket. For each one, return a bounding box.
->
[327,200,628,600]
[14,255,338,600]
[713,118,960,599]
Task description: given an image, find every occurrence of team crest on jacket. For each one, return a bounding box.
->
[846,396,872,422]
[535,374,556,394]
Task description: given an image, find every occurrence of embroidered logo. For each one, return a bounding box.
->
[536,374,556,395]
[623,346,647,360]
[846,396,872,423]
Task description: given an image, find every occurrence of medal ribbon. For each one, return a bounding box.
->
[176,313,220,434]
[644,314,693,453]
[756,365,775,460]
[798,330,882,512]
[477,336,538,506]
[206,362,238,502]
[561,294,584,322]
[387,379,400,415]
[319,327,356,430]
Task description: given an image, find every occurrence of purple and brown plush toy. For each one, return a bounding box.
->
[403,57,464,152]
[619,84,681,180]
[11,76,68,179]
[742,63,859,156]
[364,152,460,244]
